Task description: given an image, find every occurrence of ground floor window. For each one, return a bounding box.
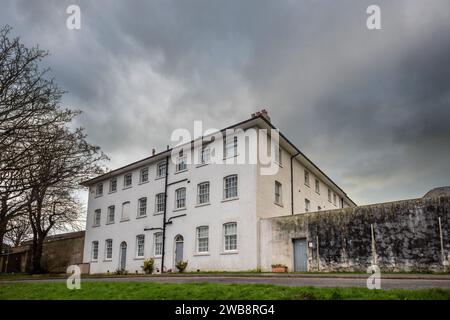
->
[154,232,163,256]
[223,222,237,251]
[196,226,209,253]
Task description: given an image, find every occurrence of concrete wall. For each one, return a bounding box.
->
[260,196,450,272]
[41,234,85,273]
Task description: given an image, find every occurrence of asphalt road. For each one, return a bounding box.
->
[3,276,450,290]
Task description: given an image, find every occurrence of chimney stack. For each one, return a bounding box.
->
[152,148,156,156]
[251,109,270,122]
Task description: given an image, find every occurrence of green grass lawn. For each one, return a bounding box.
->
[1,281,449,300]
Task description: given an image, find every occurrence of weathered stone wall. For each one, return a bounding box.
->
[41,234,85,273]
[260,196,450,272]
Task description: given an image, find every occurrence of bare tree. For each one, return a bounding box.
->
[4,215,31,247]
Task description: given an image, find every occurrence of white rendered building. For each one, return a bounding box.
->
[81,111,355,274]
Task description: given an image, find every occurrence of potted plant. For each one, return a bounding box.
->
[141,258,155,274]
[271,264,288,273]
[176,260,188,273]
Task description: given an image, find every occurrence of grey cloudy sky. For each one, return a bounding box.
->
[1,0,449,205]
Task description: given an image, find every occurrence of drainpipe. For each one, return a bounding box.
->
[160,153,170,273]
[290,152,301,215]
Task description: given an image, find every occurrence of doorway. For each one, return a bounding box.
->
[293,239,307,272]
[119,241,127,270]
[174,235,184,267]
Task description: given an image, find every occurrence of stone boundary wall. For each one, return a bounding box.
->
[260,196,450,272]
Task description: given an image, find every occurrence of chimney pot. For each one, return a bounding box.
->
[152,148,156,156]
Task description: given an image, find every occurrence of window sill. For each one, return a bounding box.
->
[196,163,210,168]
[92,225,100,228]
[220,250,239,255]
[123,186,132,190]
[174,169,188,175]
[274,202,283,208]
[91,260,98,263]
[95,194,103,198]
[139,180,149,185]
[195,202,210,208]
[154,212,163,216]
[274,161,283,168]
[304,183,310,188]
[134,257,145,260]
[223,154,239,161]
[221,197,239,203]
[103,259,112,262]
[155,176,165,181]
[108,190,117,194]
[194,252,210,256]
[152,255,162,259]
[120,219,130,223]
[136,215,147,219]
[173,207,186,212]
[106,221,115,225]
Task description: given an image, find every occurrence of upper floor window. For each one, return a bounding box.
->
[121,201,130,221]
[105,239,113,260]
[225,136,238,158]
[315,179,320,194]
[136,235,145,257]
[333,193,337,206]
[274,181,282,205]
[176,150,187,172]
[304,170,310,186]
[138,197,147,217]
[155,193,165,213]
[305,198,310,212]
[200,146,211,165]
[107,205,115,224]
[91,241,99,261]
[154,232,163,256]
[328,189,332,202]
[109,177,117,193]
[224,175,238,199]
[197,182,210,205]
[156,161,166,178]
[124,173,132,188]
[140,167,149,183]
[95,183,103,197]
[274,145,282,165]
[175,188,186,209]
[196,226,209,253]
[93,209,101,227]
[223,222,237,251]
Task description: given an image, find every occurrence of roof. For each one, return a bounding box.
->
[81,114,356,206]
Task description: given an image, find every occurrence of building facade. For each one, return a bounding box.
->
[81,111,355,274]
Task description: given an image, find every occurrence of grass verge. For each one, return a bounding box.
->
[0,282,449,300]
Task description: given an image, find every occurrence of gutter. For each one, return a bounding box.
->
[160,154,169,274]
[290,152,301,215]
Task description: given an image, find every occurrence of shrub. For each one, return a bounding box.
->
[176,261,188,273]
[141,258,155,274]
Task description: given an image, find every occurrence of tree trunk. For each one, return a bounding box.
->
[31,235,44,274]
[0,225,5,254]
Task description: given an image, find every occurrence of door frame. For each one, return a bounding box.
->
[173,234,184,269]
[292,237,308,272]
[119,241,127,271]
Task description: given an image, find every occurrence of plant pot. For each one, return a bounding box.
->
[272,266,288,273]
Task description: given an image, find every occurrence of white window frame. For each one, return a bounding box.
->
[200,145,211,165]
[197,182,210,205]
[175,188,186,209]
[109,177,117,193]
[156,161,166,178]
[333,193,337,206]
[225,136,238,158]
[223,174,238,199]
[138,197,147,217]
[124,173,132,188]
[93,209,101,227]
[176,150,187,172]
[107,205,115,224]
[140,167,149,183]
[95,183,103,197]
[223,222,237,252]
[155,193,165,214]
[328,189,332,202]
[136,234,145,258]
[121,201,130,221]
[154,232,163,256]
[305,198,310,212]
[196,226,209,253]
[304,170,310,186]
[315,179,320,194]
[91,241,99,261]
[274,181,282,205]
[274,145,282,165]
[105,239,113,260]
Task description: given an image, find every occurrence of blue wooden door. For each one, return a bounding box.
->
[293,239,307,272]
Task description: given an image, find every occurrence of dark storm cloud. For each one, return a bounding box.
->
[1,0,449,204]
